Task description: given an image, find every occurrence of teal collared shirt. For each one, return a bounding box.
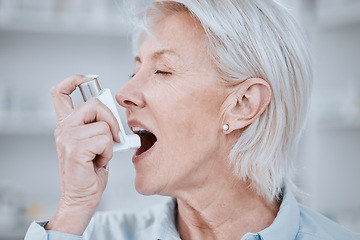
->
[25,187,360,240]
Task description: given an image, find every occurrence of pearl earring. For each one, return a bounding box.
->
[222,124,229,131]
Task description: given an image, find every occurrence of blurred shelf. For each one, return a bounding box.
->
[316,118,360,131]
[317,1,360,30]
[0,225,27,240]
[0,110,57,135]
[0,8,131,36]
[0,231,25,240]
[0,233,25,240]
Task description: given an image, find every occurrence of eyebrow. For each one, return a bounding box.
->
[134,49,180,63]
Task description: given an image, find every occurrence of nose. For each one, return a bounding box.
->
[116,79,145,111]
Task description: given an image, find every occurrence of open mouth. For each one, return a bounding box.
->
[132,127,157,156]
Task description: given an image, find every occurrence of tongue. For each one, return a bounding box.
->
[138,132,157,155]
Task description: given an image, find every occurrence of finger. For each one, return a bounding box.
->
[66,98,121,143]
[72,121,113,141]
[96,167,109,191]
[94,155,111,171]
[82,134,113,168]
[51,75,94,123]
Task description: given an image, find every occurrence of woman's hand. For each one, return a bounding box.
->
[45,75,120,235]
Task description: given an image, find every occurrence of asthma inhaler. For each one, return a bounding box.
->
[78,75,140,152]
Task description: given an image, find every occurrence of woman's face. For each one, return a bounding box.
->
[116,12,229,197]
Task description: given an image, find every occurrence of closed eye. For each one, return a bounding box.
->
[131,70,171,79]
[155,70,171,75]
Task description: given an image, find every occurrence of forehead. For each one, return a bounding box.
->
[137,12,208,62]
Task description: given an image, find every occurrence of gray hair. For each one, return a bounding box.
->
[134,0,312,202]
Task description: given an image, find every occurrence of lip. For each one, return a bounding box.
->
[127,119,157,163]
[132,140,157,163]
[127,119,154,135]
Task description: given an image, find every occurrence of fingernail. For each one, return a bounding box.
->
[115,132,121,143]
[85,74,99,79]
[118,132,125,144]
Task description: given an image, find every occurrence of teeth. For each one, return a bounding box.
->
[132,126,152,135]
[132,127,145,132]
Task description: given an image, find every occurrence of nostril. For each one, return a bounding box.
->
[123,100,138,107]
[116,84,144,109]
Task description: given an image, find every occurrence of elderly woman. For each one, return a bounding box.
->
[25,0,359,240]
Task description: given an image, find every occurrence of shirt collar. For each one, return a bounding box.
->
[153,197,181,240]
[257,185,300,240]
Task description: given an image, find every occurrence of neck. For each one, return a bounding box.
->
[175,172,280,240]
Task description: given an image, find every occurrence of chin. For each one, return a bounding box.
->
[134,175,159,196]
[134,173,173,197]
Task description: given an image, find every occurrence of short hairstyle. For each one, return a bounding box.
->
[134,0,312,202]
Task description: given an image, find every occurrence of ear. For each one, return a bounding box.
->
[221,78,272,133]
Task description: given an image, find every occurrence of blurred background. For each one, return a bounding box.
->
[0,0,359,239]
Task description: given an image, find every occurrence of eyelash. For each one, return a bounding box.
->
[130,70,171,79]
[155,70,171,75]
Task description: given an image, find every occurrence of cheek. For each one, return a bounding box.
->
[135,80,224,194]
[153,81,221,151]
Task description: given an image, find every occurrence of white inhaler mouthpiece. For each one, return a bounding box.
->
[79,75,140,152]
